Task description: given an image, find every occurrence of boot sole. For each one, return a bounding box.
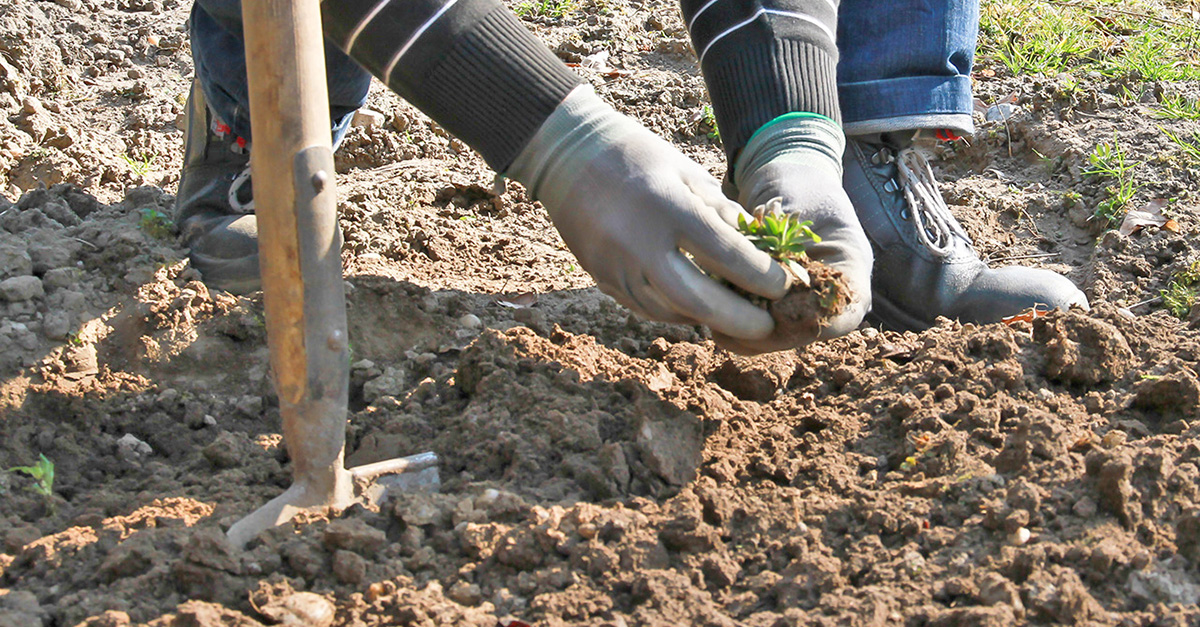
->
[189,251,262,295]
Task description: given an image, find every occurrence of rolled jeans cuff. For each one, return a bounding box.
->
[839,74,974,137]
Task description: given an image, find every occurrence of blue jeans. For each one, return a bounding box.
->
[190,0,976,142]
[190,0,372,144]
[837,0,979,136]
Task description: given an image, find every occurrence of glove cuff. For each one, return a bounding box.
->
[733,113,845,193]
[323,0,584,172]
[505,85,632,204]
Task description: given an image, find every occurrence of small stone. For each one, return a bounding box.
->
[458,313,482,329]
[202,415,217,427]
[577,522,597,539]
[201,431,242,469]
[41,311,71,340]
[447,581,483,606]
[323,519,387,555]
[1101,430,1127,449]
[0,275,44,302]
[351,108,385,130]
[1008,527,1031,546]
[116,433,153,458]
[255,592,335,627]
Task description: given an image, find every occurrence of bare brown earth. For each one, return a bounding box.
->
[3,0,1200,625]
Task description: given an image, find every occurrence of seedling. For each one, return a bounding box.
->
[1084,139,1140,228]
[9,454,55,498]
[699,105,720,142]
[139,207,174,240]
[122,151,155,177]
[1162,260,1200,318]
[737,199,822,261]
[729,198,849,339]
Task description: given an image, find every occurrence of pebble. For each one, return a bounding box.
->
[1101,430,1128,449]
[351,108,385,130]
[256,593,335,627]
[0,276,43,302]
[117,433,153,458]
[1008,527,1031,546]
[458,313,482,329]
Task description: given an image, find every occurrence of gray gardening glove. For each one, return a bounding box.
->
[715,114,873,354]
[507,86,789,341]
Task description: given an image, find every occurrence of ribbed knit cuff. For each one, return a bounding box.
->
[323,0,584,172]
[701,39,840,163]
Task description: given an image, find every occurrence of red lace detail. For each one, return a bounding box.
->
[935,129,962,142]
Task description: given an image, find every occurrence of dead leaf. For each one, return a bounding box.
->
[495,292,538,309]
[1002,307,1050,325]
[1118,198,1171,237]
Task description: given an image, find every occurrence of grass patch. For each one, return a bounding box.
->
[1162,260,1200,318]
[122,151,155,176]
[979,0,1200,80]
[515,0,575,18]
[1160,126,1200,162]
[1154,93,1200,120]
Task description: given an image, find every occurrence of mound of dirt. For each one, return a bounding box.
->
[2,0,1200,625]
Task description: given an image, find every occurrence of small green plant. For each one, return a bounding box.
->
[736,200,822,262]
[515,0,575,18]
[1161,126,1200,162]
[1155,94,1200,120]
[699,105,720,142]
[1162,260,1200,318]
[122,151,155,176]
[9,454,55,498]
[139,207,174,239]
[1083,139,1140,228]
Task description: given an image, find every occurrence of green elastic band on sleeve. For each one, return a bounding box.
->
[744,112,839,151]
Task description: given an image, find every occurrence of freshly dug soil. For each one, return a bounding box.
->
[2,0,1200,626]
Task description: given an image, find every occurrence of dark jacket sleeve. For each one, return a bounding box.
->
[322,0,585,172]
[681,0,841,160]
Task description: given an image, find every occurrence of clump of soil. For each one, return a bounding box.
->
[767,257,849,341]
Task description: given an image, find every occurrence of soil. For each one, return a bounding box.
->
[2,0,1200,626]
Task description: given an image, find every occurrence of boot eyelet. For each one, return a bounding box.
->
[900,208,911,220]
[884,179,899,194]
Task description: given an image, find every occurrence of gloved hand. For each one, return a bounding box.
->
[507,86,790,341]
[714,114,874,354]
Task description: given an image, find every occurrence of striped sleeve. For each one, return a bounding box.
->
[322,0,585,172]
[681,0,841,160]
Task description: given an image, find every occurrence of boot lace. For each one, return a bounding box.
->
[876,145,972,258]
[227,165,255,214]
[212,118,255,214]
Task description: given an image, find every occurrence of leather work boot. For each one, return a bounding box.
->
[175,79,261,294]
[843,131,1088,331]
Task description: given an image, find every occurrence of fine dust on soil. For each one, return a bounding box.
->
[2,0,1200,626]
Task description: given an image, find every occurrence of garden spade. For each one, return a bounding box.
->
[227,0,438,550]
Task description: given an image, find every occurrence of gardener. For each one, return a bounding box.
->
[177,0,1088,354]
